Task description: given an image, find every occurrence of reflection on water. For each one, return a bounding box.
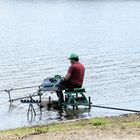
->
[0,0,140,130]
[63,108,91,119]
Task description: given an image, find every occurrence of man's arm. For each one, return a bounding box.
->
[64,65,73,81]
[64,72,71,81]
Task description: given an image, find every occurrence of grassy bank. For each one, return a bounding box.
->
[0,113,140,140]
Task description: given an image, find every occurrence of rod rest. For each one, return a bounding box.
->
[21,99,41,103]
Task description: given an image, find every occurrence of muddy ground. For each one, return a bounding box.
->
[0,113,140,140]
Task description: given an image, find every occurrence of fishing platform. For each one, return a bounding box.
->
[3,75,139,119]
[4,75,92,116]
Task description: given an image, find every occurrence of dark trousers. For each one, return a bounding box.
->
[56,80,82,106]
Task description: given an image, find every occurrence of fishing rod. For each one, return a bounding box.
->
[7,85,39,91]
[0,85,39,94]
[89,104,140,113]
[3,86,42,107]
[9,92,40,102]
[1,80,140,113]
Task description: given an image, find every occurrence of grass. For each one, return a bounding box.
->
[0,114,139,139]
[89,117,109,126]
[0,117,110,137]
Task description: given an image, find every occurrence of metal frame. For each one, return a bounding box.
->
[63,88,92,109]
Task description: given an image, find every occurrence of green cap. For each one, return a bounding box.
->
[68,53,79,59]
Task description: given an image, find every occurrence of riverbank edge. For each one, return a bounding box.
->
[0,113,140,140]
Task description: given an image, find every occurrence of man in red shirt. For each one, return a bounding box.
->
[56,54,85,106]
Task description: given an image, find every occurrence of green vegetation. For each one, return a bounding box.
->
[0,118,110,138]
[89,117,109,126]
[0,114,139,139]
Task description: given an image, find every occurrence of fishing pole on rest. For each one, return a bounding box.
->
[0,84,140,113]
[89,104,140,113]
[0,85,40,94]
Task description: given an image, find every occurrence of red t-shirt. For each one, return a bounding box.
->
[68,62,85,86]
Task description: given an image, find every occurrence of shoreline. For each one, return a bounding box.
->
[0,113,140,140]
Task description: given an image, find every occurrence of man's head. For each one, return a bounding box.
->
[68,53,79,64]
